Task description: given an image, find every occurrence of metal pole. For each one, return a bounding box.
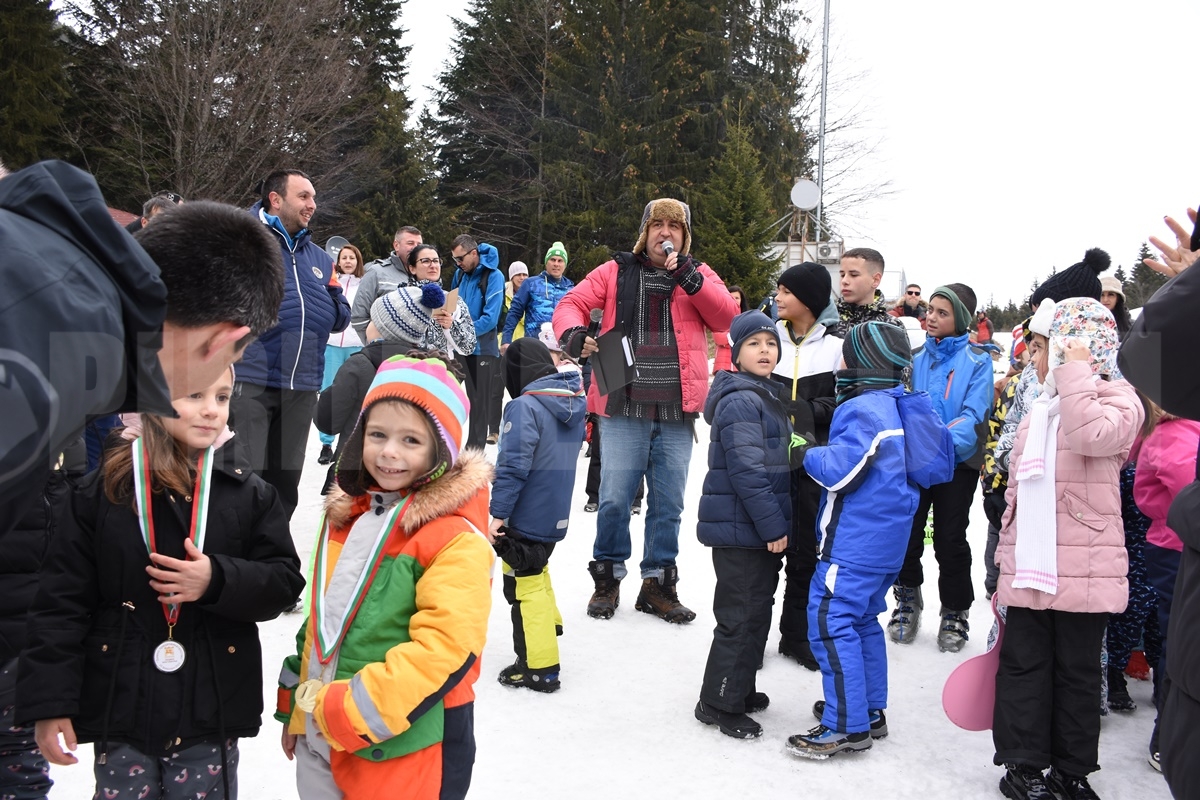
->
[815,0,830,242]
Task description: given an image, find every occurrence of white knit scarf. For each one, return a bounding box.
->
[1013,392,1061,594]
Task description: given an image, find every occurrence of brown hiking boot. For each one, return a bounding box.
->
[634,566,696,624]
[587,560,621,619]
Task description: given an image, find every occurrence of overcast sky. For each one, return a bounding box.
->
[400,0,1200,307]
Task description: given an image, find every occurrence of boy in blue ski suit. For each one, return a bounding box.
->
[787,322,955,759]
[489,338,587,692]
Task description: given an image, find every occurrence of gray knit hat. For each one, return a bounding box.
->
[369,284,445,346]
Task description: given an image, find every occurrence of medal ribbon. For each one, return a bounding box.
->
[310,495,412,665]
[132,441,215,627]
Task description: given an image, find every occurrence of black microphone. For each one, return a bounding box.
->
[580,308,603,366]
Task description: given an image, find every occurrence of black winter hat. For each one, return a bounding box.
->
[1030,248,1109,307]
[504,338,557,399]
[729,310,780,366]
[777,262,832,318]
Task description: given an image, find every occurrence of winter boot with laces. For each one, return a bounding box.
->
[634,565,696,623]
[812,700,888,739]
[937,607,970,652]
[999,764,1055,800]
[586,560,621,619]
[1046,768,1101,800]
[886,585,923,644]
[785,725,872,759]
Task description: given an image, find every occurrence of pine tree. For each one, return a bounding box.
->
[694,116,781,303]
[1113,263,1128,285]
[0,1,70,167]
[1126,242,1166,309]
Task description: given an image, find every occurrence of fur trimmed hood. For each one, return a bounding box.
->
[324,449,494,532]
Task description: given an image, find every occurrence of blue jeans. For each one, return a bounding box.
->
[595,415,693,579]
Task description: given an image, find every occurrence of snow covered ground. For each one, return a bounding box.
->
[46,346,1171,799]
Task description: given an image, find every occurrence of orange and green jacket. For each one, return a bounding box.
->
[277,452,493,799]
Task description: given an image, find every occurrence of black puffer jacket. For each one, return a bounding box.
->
[16,439,304,757]
[0,437,87,663]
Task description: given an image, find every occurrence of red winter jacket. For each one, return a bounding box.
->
[553,256,737,416]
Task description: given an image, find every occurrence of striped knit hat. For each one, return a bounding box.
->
[336,355,470,494]
[369,283,445,346]
[835,320,913,404]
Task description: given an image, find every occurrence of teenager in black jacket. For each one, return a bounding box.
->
[17,367,304,800]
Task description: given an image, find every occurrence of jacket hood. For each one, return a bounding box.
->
[704,369,781,424]
[249,200,310,250]
[324,449,493,532]
[922,330,971,359]
[816,300,841,327]
[0,160,173,416]
[523,370,586,425]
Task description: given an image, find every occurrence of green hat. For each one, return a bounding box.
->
[545,241,568,267]
[930,285,971,336]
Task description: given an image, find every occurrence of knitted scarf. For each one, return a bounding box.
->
[1013,392,1061,594]
[613,266,683,421]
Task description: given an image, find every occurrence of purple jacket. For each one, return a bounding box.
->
[997,360,1143,614]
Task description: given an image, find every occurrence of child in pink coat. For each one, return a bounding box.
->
[1134,403,1200,770]
[992,298,1143,800]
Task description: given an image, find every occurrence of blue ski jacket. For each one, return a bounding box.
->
[450,242,504,357]
[912,331,995,466]
[501,273,574,345]
[236,204,350,391]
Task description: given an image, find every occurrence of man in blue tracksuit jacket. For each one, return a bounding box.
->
[787,321,955,759]
[450,234,505,449]
[489,339,587,691]
[233,169,350,520]
[501,242,574,349]
[890,284,995,652]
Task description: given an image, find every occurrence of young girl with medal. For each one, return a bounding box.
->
[277,354,493,800]
[17,366,304,800]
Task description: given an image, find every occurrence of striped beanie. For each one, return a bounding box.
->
[835,320,913,404]
[336,355,470,494]
[370,283,445,346]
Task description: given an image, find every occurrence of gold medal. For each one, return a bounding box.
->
[295,679,324,713]
[153,639,186,672]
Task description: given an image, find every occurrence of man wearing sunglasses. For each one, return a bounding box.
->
[889,283,927,329]
[449,234,504,449]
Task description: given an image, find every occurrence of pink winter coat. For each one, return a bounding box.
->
[1134,418,1200,552]
[712,330,732,374]
[553,258,738,416]
[997,360,1143,614]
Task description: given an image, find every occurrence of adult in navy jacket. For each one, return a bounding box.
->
[449,234,504,449]
[233,170,350,519]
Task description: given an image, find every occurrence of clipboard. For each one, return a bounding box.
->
[591,328,637,396]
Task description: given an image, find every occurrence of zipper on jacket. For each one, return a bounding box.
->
[97,601,136,765]
[289,251,305,391]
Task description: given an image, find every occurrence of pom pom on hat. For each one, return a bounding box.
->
[370,284,444,346]
[336,355,470,495]
[1030,248,1109,307]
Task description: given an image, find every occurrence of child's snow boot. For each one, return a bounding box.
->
[937,607,969,652]
[586,560,620,619]
[886,585,922,644]
[634,566,695,623]
[785,725,871,759]
[1106,666,1136,712]
[999,765,1055,800]
[497,662,560,693]
[694,701,762,739]
[812,700,888,739]
[1045,768,1101,800]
